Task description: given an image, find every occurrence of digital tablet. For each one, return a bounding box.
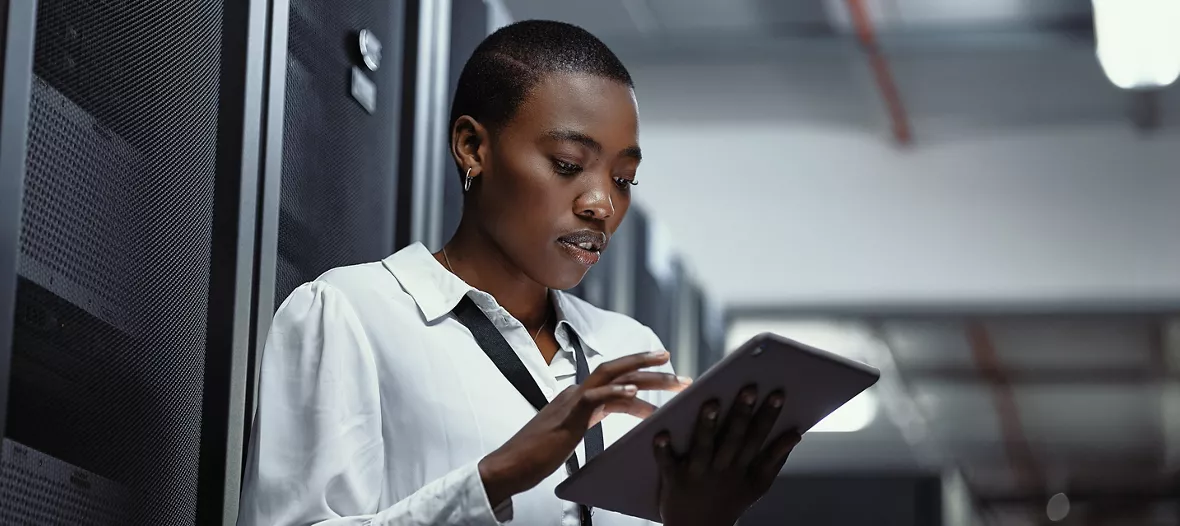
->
[554,332,881,522]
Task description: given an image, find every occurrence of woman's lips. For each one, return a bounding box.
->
[557,239,602,267]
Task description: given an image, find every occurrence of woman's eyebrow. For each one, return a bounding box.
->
[545,129,642,161]
[545,129,602,154]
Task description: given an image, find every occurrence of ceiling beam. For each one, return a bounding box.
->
[906,364,1170,386]
[726,303,1180,320]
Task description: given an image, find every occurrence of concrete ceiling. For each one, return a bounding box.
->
[501,0,1180,132]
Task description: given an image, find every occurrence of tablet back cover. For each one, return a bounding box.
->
[555,333,881,521]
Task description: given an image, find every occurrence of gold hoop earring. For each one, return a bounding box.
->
[463,168,473,192]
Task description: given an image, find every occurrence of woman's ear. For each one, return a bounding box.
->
[451,115,488,179]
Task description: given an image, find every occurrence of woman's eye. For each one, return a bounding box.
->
[614,177,638,191]
[553,160,582,175]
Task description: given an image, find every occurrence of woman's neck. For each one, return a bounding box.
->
[436,222,551,331]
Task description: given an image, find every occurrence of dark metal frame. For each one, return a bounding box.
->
[394,0,423,250]
[397,0,452,250]
[438,0,489,244]
[243,0,290,445]
[194,0,275,523]
[0,0,38,445]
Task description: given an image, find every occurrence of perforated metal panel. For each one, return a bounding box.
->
[1,0,225,524]
[0,439,132,526]
[275,0,405,306]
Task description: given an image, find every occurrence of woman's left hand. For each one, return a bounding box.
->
[652,385,802,526]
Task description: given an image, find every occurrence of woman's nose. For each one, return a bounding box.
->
[575,186,615,220]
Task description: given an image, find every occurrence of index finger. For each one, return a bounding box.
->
[585,350,671,388]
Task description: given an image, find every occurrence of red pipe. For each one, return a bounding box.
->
[846,0,913,145]
[966,322,1045,504]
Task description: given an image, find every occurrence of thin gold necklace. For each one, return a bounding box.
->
[443,246,548,342]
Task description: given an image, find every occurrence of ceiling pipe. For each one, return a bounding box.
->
[845,0,913,146]
[965,322,1046,519]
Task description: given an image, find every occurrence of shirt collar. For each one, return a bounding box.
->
[384,242,603,356]
[552,289,604,357]
[384,242,471,322]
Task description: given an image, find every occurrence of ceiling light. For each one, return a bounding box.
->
[1046,493,1070,522]
[1092,0,1180,89]
[810,389,878,433]
[725,319,874,360]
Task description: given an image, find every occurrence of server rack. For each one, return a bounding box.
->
[266,0,409,311]
[244,0,413,497]
[630,209,675,347]
[0,0,275,524]
[697,292,727,370]
[668,267,701,378]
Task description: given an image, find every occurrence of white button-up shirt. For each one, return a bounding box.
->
[238,243,674,526]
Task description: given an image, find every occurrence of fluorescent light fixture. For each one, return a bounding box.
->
[1093,0,1180,89]
[725,319,879,432]
[810,389,878,433]
[726,319,874,361]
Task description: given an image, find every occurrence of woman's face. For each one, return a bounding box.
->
[461,72,641,290]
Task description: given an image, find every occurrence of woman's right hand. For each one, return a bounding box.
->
[478,350,689,506]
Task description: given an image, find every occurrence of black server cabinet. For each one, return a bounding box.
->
[0,1,273,524]
[630,210,675,346]
[244,0,410,471]
[270,0,408,308]
[697,293,726,370]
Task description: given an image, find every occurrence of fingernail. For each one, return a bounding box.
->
[621,384,638,394]
[705,407,719,420]
[647,350,668,359]
[770,395,784,408]
[743,392,757,405]
[677,375,693,385]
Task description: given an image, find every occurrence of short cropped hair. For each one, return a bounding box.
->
[448,19,633,136]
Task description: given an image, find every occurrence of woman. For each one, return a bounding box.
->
[238,19,800,526]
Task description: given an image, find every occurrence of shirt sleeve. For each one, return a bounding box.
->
[237,281,508,526]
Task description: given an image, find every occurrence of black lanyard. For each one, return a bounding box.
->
[452,295,603,525]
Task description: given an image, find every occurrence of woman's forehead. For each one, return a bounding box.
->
[509,73,639,146]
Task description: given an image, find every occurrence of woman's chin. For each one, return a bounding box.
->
[541,266,591,292]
